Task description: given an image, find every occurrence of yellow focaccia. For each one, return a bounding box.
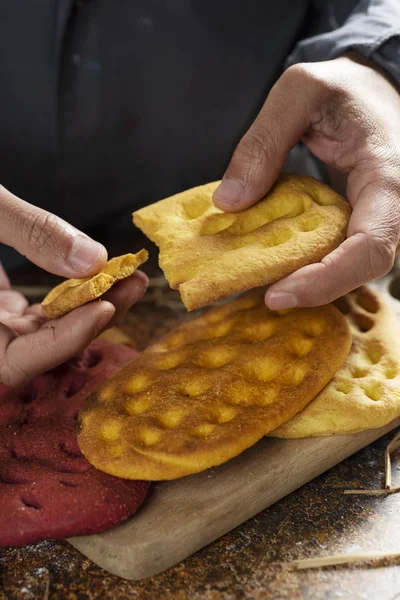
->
[133,174,351,311]
[41,250,148,319]
[77,290,351,480]
[271,286,400,438]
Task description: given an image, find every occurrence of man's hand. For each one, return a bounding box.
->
[0,185,147,386]
[213,53,400,309]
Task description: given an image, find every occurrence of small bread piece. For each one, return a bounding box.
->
[271,286,400,438]
[41,250,148,318]
[78,290,351,480]
[133,174,350,311]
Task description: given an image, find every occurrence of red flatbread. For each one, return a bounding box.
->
[0,341,150,547]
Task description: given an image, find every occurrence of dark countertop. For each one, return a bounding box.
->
[1,256,400,599]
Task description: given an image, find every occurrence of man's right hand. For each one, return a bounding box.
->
[0,184,148,386]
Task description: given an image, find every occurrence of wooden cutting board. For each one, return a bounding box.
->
[69,418,399,580]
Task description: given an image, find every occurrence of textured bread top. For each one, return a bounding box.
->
[271,286,400,438]
[78,290,351,480]
[133,174,351,311]
[42,250,148,319]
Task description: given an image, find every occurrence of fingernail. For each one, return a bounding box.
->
[213,178,244,208]
[134,270,149,289]
[95,305,115,332]
[266,292,298,311]
[69,236,107,273]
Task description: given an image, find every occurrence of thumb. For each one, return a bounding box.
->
[213,66,312,212]
[0,184,107,278]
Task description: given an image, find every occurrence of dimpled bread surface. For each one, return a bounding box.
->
[42,250,148,319]
[272,287,400,438]
[133,174,351,311]
[78,291,351,480]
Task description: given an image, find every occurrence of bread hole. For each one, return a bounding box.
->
[282,364,308,386]
[384,365,398,380]
[73,411,79,421]
[180,378,211,397]
[213,405,238,424]
[311,189,336,206]
[356,292,379,314]
[108,444,124,458]
[239,320,278,342]
[138,427,162,447]
[365,344,382,365]
[100,421,121,442]
[125,373,151,394]
[298,215,324,232]
[125,393,154,416]
[234,295,261,312]
[194,346,238,368]
[19,384,37,404]
[206,319,233,339]
[246,356,280,382]
[204,306,230,324]
[226,381,251,404]
[64,374,88,398]
[351,313,374,333]
[165,331,186,349]
[10,449,18,459]
[334,296,351,315]
[181,195,210,219]
[199,214,236,235]
[21,497,42,510]
[192,423,215,438]
[155,351,185,370]
[157,409,184,428]
[228,195,308,235]
[351,366,368,378]
[290,337,314,357]
[261,229,293,249]
[363,381,382,402]
[303,319,325,337]
[335,381,353,394]
[59,480,79,488]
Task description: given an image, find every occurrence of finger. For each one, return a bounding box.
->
[1,314,46,336]
[213,65,315,211]
[0,290,29,317]
[0,301,115,386]
[0,263,11,289]
[24,303,45,317]
[265,227,396,309]
[0,185,107,278]
[99,270,148,330]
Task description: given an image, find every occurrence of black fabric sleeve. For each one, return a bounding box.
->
[287,0,400,87]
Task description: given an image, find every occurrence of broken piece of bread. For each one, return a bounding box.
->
[133,174,351,311]
[271,286,400,438]
[41,250,148,319]
[78,290,351,480]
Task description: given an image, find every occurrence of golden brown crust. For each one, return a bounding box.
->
[271,286,400,438]
[41,250,149,319]
[133,174,351,311]
[78,290,351,480]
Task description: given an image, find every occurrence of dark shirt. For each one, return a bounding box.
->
[0,0,399,269]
